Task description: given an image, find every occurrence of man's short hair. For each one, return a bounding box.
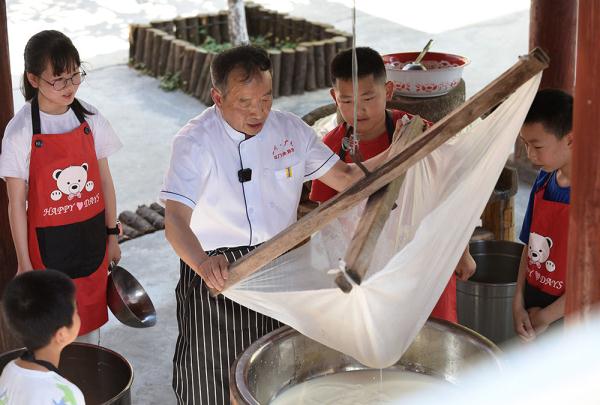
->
[524,88,573,139]
[3,270,76,351]
[210,45,271,94]
[330,47,387,86]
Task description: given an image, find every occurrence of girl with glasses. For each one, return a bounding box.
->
[0,30,123,339]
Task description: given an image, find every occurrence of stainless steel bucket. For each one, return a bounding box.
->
[0,343,133,405]
[457,240,524,344]
[231,319,501,404]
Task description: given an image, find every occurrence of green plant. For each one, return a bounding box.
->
[159,72,182,91]
[200,35,233,53]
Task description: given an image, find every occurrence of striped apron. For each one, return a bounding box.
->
[173,245,282,405]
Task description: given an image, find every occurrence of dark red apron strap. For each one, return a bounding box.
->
[20,350,62,376]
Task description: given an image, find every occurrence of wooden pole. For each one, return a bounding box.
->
[292,46,307,95]
[214,48,549,293]
[529,0,577,91]
[0,0,21,351]
[279,48,295,97]
[565,0,600,319]
[268,49,281,98]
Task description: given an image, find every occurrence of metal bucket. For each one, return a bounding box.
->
[0,343,133,405]
[457,240,524,344]
[231,319,501,404]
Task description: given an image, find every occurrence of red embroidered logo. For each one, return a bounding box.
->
[272,139,295,160]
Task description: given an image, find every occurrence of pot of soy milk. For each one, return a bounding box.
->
[230,319,502,404]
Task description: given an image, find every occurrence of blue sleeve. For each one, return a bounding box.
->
[519,186,536,244]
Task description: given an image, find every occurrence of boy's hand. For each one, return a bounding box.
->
[513,304,536,342]
[528,307,550,336]
[454,247,476,281]
[107,236,121,266]
[195,255,229,291]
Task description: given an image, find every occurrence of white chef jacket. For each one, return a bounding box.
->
[160,106,339,250]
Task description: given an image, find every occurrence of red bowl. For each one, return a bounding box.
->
[383,52,470,97]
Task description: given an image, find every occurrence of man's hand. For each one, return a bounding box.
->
[454,247,476,281]
[513,304,536,342]
[195,255,229,291]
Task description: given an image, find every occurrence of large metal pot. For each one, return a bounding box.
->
[457,240,524,344]
[0,343,133,405]
[231,319,501,404]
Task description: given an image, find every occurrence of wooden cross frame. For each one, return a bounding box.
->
[211,47,549,295]
[335,116,427,292]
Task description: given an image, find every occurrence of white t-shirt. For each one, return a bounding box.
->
[0,99,122,182]
[160,106,339,250]
[0,360,86,405]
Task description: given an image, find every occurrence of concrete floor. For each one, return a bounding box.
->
[4,1,533,404]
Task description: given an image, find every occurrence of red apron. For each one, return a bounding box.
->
[431,274,457,323]
[27,97,108,335]
[525,174,569,306]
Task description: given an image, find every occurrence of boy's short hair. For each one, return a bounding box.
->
[210,45,271,94]
[330,47,387,86]
[3,270,76,351]
[524,88,573,139]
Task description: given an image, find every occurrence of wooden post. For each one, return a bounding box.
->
[268,49,282,98]
[292,46,307,95]
[180,45,197,92]
[165,40,177,75]
[151,30,165,76]
[173,40,187,73]
[218,10,230,44]
[530,0,577,91]
[128,24,140,62]
[158,35,174,76]
[214,49,549,292]
[134,24,150,66]
[0,0,21,352]
[208,14,222,43]
[194,52,214,99]
[274,12,287,44]
[332,36,348,53]
[300,41,316,91]
[565,0,600,319]
[279,48,295,97]
[313,41,326,88]
[186,16,200,45]
[174,17,188,41]
[324,39,337,87]
[143,29,156,73]
[244,2,260,37]
[188,48,208,95]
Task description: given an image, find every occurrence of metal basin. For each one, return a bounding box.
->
[0,343,133,405]
[107,265,157,328]
[231,319,502,404]
[457,240,524,344]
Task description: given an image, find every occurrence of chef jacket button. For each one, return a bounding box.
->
[35,140,43,148]
[84,126,90,134]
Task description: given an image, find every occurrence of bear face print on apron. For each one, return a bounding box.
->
[525,174,569,309]
[27,96,108,335]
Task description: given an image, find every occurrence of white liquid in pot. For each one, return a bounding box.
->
[269,369,445,405]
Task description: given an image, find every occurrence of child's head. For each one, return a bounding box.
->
[520,89,573,172]
[3,270,80,351]
[22,30,84,107]
[330,47,394,138]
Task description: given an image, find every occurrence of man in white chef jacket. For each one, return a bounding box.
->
[160,45,391,405]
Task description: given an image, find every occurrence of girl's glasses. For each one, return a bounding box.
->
[40,71,86,91]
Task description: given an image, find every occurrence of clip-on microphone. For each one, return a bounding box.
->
[238,168,252,183]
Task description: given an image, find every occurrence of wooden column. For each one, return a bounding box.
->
[517,0,578,182]
[565,0,600,319]
[529,0,577,91]
[0,0,21,352]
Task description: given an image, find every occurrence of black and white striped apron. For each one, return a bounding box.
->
[173,245,282,405]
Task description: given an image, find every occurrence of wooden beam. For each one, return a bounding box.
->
[0,0,21,352]
[336,116,426,291]
[215,48,549,293]
[565,0,600,319]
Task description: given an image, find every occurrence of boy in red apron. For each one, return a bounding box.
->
[310,47,476,323]
[513,89,573,341]
[0,31,122,336]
